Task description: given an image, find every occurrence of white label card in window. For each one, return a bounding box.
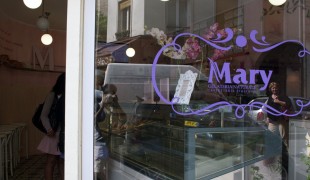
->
[173,70,197,105]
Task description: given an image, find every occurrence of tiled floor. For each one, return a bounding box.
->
[8,155,60,180]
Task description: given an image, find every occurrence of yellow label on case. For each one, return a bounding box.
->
[184,121,198,127]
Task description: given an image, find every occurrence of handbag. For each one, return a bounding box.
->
[48,96,60,131]
[32,95,59,133]
[32,103,46,133]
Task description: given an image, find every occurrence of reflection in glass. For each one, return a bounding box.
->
[92,0,305,179]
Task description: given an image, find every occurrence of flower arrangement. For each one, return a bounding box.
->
[301,155,310,180]
[146,27,201,60]
[145,27,169,47]
[146,23,237,61]
[301,133,310,180]
[202,22,236,61]
[183,37,202,60]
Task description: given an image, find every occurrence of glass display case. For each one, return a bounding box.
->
[289,120,310,180]
[99,63,283,179]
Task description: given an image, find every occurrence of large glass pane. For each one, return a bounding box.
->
[93,0,310,179]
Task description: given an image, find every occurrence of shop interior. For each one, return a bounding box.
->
[1,0,310,180]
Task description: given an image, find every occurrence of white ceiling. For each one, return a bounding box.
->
[0,0,67,31]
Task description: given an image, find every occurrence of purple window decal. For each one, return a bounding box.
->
[207,59,272,90]
[236,35,247,48]
[250,30,310,57]
[151,28,310,118]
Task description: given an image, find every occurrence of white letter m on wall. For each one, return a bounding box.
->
[32,46,54,70]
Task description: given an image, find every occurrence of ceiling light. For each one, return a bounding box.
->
[161,0,169,1]
[36,0,50,31]
[126,48,135,57]
[37,0,52,45]
[268,0,286,6]
[41,33,53,45]
[37,16,49,31]
[23,0,42,9]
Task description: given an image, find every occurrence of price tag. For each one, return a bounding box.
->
[184,121,199,127]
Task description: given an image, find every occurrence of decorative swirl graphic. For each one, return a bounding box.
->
[170,98,310,119]
[170,98,232,116]
[211,28,234,43]
[152,31,310,118]
[247,100,306,117]
[250,30,270,46]
[250,30,310,57]
[173,32,233,51]
[152,32,233,105]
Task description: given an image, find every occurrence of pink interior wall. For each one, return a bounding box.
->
[0,12,66,156]
[0,11,66,65]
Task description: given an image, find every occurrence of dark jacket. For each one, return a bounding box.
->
[266,95,291,121]
[95,90,106,143]
[57,95,65,153]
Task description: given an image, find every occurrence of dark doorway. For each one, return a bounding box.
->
[255,42,303,96]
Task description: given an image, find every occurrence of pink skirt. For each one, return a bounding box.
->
[37,132,60,155]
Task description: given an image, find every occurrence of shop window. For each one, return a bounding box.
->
[116,0,131,40]
[93,0,310,179]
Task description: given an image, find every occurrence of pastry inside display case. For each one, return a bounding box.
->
[98,63,282,179]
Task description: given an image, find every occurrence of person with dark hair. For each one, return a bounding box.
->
[266,82,291,148]
[94,74,109,180]
[266,82,291,178]
[37,72,65,180]
[102,84,126,130]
